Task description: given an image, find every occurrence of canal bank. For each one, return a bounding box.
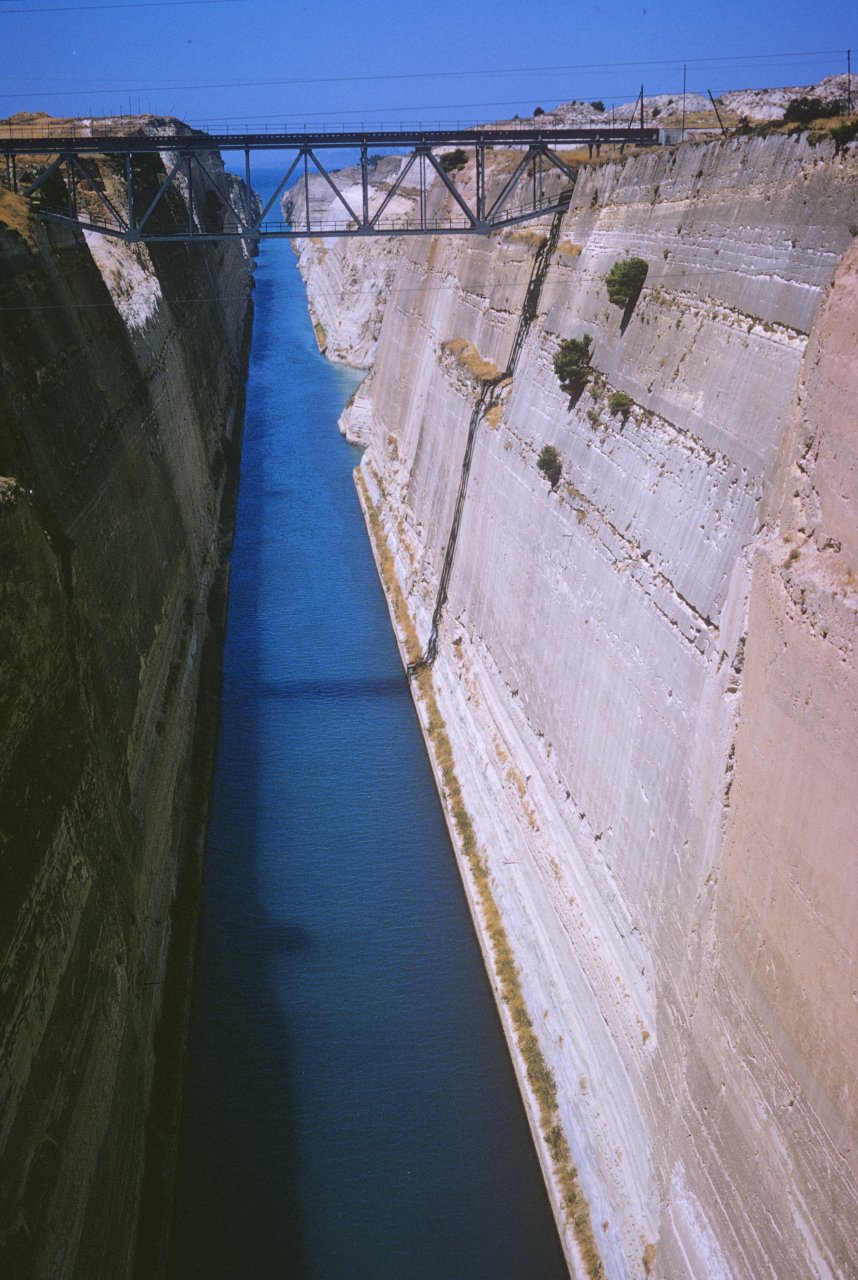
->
[167,236,568,1279]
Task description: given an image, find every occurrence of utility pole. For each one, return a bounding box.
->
[708,90,727,136]
[682,64,687,141]
[848,49,852,115]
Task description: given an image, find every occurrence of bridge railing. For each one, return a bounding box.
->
[1,115,636,143]
[1,123,660,152]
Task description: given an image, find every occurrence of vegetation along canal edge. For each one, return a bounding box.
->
[354,465,605,1280]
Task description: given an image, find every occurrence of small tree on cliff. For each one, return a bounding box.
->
[605,257,648,310]
[553,334,593,398]
[608,390,633,421]
[440,149,468,173]
[782,96,842,125]
[537,444,562,488]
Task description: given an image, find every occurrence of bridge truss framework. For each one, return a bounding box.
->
[1,124,660,242]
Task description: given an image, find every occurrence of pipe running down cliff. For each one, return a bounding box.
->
[416,205,568,669]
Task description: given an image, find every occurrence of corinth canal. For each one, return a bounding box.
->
[166,231,568,1279]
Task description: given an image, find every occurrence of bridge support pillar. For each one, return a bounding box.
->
[361,144,369,230]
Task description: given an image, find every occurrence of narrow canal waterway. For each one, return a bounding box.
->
[168,239,568,1279]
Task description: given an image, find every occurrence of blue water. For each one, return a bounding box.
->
[168,235,568,1279]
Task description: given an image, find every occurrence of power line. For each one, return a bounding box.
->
[0,50,847,92]
[184,76,847,123]
[0,47,853,102]
[0,0,250,12]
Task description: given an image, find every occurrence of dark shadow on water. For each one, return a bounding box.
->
[253,673,407,703]
[167,257,310,1280]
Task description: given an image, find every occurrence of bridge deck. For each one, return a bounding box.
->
[1,125,660,156]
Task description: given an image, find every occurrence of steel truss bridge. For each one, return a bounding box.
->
[2,125,660,242]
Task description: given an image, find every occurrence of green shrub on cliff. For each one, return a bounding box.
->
[608,390,633,420]
[553,333,593,397]
[605,257,648,310]
[440,149,468,173]
[782,96,842,125]
[537,444,562,488]
[831,119,858,153]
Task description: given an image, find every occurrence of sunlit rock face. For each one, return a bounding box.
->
[0,137,254,1279]
[298,132,858,1279]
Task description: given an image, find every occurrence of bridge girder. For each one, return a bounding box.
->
[1,125,659,242]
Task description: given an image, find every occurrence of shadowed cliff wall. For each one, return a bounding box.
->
[0,141,254,1278]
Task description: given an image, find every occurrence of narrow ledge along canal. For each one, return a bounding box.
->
[167,232,568,1279]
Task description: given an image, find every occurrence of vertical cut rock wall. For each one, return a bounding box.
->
[0,145,254,1278]
[299,133,858,1279]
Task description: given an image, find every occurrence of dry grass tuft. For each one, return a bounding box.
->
[558,143,649,167]
[556,241,583,257]
[506,228,548,249]
[356,469,424,668]
[0,189,36,250]
[0,477,22,504]
[442,337,502,383]
[312,319,328,352]
[652,108,733,129]
[309,236,328,265]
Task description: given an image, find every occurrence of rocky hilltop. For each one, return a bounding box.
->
[295,127,858,1278]
[0,124,254,1278]
[502,72,856,131]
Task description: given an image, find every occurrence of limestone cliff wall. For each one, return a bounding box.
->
[0,143,254,1278]
[299,133,858,1279]
[291,153,419,366]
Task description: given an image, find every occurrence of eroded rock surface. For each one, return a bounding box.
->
[0,139,254,1278]
[298,133,858,1278]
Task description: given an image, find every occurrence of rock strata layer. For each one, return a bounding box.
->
[297,133,858,1279]
[0,135,254,1278]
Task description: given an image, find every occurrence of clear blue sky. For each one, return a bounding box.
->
[1,0,856,126]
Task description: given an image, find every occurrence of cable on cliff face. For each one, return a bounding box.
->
[408,200,569,674]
